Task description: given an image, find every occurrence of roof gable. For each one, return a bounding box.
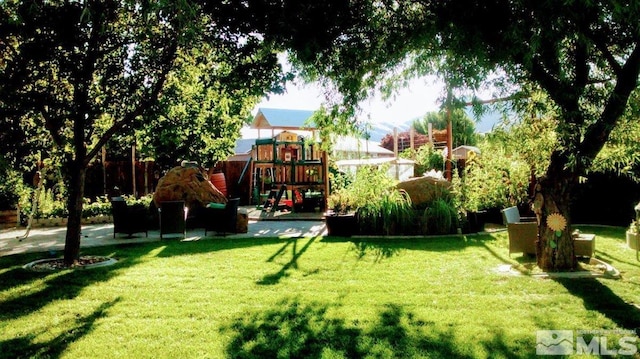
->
[251,108,316,130]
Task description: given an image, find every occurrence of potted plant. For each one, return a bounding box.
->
[324,190,357,236]
[626,202,640,250]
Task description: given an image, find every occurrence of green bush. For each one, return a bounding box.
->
[423,197,459,235]
[333,164,415,235]
[0,167,30,210]
[26,191,154,220]
[400,145,445,176]
[36,187,67,219]
[452,143,530,212]
[82,196,112,217]
[357,189,414,235]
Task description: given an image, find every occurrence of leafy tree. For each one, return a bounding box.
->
[137,46,266,172]
[0,1,284,266]
[413,109,477,147]
[260,1,640,271]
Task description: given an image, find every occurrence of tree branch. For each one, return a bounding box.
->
[85,40,179,166]
[578,42,640,166]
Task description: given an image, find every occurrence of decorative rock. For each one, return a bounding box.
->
[153,166,227,210]
[396,175,452,208]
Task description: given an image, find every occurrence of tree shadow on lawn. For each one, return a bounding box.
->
[595,250,640,269]
[555,278,640,334]
[258,236,318,285]
[321,233,501,262]
[0,247,144,323]
[221,298,526,359]
[0,236,324,357]
[151,235,307,258]
[0,299,119,359]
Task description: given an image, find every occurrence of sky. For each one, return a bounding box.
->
[252,76,445,126]
[246,75,501,140]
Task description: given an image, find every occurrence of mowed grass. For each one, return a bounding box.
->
[0,226,639,358]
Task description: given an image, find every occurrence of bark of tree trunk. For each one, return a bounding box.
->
[63,161,87,266]
[534,171,578,271]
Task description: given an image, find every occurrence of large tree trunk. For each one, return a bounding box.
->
[63,162,87,266]
[533,157,579,271]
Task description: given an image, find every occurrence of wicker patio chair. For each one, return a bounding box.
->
[159,201,188,239]
[501,206,537,257]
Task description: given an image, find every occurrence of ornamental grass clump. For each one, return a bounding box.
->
[347,165,414,235]
[424,197,459,235]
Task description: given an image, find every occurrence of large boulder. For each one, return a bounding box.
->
[396,175,452,208]
[153,166,227,210]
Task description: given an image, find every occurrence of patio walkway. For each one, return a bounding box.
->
[0,218,326,258]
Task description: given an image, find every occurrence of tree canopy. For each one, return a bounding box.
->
[255,0,640,270]
[0,0,287,265]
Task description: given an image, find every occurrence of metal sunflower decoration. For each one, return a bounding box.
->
[546,212,567,249]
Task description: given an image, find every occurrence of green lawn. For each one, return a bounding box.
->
[1,226,639,358]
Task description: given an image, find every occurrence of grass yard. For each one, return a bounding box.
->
[0,226,639,358]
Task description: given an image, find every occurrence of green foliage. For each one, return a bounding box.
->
[347,165,399,209]
[413,109,478,147]
[82,196,112,218]
[591,104,640,182]
[424,197,459,235]
[328,164,414,234]
[400,144,444,176]
[327,163,354,213]
[357,189,414,235]
[452,137,530,212]
[26,193,153,220]
[0,166,29,210]
[35,188,67,219]
[1,0,288,261]
[326,190,355,215]
[137,45,269,170]
[487,108,556,179]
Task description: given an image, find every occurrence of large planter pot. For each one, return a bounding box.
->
[324,212,357,237]
[466,210,487,233]
[626,231,639,250]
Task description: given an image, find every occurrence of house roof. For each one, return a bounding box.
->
[234,138,255,155]
[333,136,394,156]
[251,108,317,130]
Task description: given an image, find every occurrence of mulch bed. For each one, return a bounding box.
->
[25,256,116,271]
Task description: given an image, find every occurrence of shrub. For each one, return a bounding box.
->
[424,197,459,235]
[332,164,415,235]
[452,142,530,212]
[357,189,414,235]
[82,196,112,217]
[400,144,445,176]
[0,167,30,210]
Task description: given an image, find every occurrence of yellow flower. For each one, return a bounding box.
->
[547,213,567,232]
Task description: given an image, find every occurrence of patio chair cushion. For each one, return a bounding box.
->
[205,198,240,236]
